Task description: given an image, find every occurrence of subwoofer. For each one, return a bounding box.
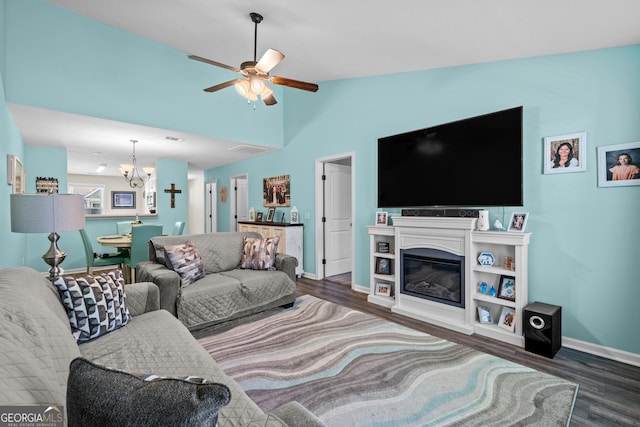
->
[524,302,562,358]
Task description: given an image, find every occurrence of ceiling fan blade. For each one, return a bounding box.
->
[203,79,244,93]
[270,76,319,92]
[262,92,277,106]
[256,48,284,73]
[188,55,241,73]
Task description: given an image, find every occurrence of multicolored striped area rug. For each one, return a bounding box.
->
[198,295,578,426]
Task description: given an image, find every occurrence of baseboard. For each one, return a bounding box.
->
[562,336,640,367]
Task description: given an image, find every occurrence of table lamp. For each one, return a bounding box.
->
[10,193,85,279]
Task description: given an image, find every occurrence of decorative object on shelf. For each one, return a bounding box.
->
[498,275,516,301]
[477,209,490,231]
[477,251,495,266]
[597,141,640,187]
[376,241,390,253]
[119,140,154,188]
[503,256,514,270]
[544,132,587,174]
[266,207,276,222]
[489,286,497,297]
[477,306,492,324]
[249,207,256,221]
[256,212,264,221]
[111,191,136,209]
[375,211,388,226]
[164,183,182,208]
[499,307,516,332]
[478,281,488,294]
[494,218,506,231]
[10,193,85,279]
[290,206,298,224]
[507,212,529,232]
[375,258,391,275]
[36,177,59,193]
[263,175,290,207]
[7,154,25,194]
[375,282,391,297]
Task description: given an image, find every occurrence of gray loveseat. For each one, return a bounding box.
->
[136,232,297,331]
[0,267,323,426]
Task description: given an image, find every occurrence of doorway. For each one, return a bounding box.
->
[315,153,354,286]
[205,180,217,233]
[229,174,248,231]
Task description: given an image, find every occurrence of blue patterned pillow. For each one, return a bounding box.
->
[163,241,206,287]
[52,271,130,343]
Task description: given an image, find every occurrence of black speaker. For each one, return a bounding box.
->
[524,302,562,358]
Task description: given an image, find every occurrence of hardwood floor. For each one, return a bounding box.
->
[297,276,640,427]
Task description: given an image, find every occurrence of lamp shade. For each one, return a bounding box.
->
[10,194,85,233]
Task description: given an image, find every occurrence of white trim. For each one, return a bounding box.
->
[562,336,640,367]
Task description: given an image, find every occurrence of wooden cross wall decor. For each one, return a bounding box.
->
[164,183,182,208]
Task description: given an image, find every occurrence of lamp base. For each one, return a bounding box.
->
[43,232,66,279]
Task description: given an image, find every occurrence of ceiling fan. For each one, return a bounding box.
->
[188,12,319,106]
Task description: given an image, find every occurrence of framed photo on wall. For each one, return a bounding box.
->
[111,191,136,209]
[507,212,528,232]
[597,141,640,187]
[263,175,290,207]
[543,132,586,174]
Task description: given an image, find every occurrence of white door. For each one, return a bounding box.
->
[324,162,352,277]
[205,180,217,233]
[230,175,248,231]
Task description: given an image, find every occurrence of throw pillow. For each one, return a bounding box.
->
[52,271,130,343]
[163,241,206,287]
[241,236,280,270]
[67,358,231,427]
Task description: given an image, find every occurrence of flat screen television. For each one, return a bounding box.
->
[377,106,523,208]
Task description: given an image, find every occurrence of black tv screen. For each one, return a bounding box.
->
[377,107,523,208]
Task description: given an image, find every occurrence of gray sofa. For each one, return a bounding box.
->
[0,267,323,426]
[136,232,298,331]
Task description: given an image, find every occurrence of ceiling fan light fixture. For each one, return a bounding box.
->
[250,75,265,93]
[234,80,257,101]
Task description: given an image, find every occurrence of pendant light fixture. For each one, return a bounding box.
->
[119,140,154,188]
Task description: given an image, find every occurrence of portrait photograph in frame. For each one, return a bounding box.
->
[543,132,586,174]
[111,191,136,209]
[263,174,290,207]
[597,141,640,187]
[498,307,516,332]
[375,211,388,226]
[375,257,391,275]
[497,275,516,301]
[375,282,391,297]
[256,212,264,222]
[507,212,528,232]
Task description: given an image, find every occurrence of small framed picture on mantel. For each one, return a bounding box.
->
[375,211,388,226]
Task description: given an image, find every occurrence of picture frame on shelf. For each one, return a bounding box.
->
[111,191,136,209]
[507,212,528,232]
[497,275,516,301]
[256,212,264,221]
[375,258,391,275]
[376,241,390,253]
[266,207,276,222]
[477,306,493,324]
[375,211,388,226]
[498,307,516,332]
[597,141,640,187]
[375,282,391,297]
[543,132,586,174]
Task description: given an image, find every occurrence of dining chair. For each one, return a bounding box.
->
[124,224,163,283]
[116,221,132,235]
[172,221,186,235]
[79,228,126,275]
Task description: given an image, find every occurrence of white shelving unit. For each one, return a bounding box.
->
[470,231,531,347]
[367,226,396,307]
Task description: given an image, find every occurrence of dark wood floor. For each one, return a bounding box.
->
[297,276,640,427]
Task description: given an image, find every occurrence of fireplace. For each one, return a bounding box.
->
[400,248,464,308]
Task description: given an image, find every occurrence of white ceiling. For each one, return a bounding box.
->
[10,0,640,177]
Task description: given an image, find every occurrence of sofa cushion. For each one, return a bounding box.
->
[67,358,231,427]
[163,240,206,287]
[241,236,280,270]
[52,272,130,343]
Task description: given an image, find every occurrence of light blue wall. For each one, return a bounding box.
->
[0,0,638,355]
[208,46,640,355]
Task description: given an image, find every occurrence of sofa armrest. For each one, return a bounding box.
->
[124,282,160,316]
[271,401,326,427]
[135,261,182,316]
[274,254,298,282]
